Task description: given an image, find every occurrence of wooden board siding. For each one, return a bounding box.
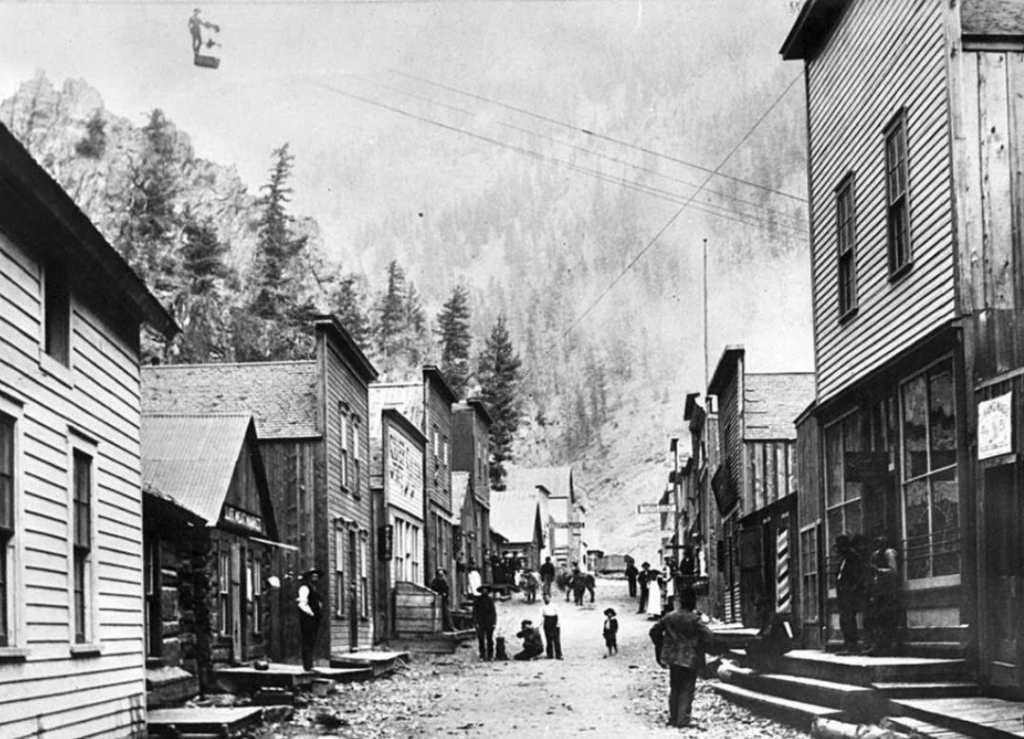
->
[0,230,148,739]
[423,382,453,580]
[715,368,744,516]
[807,0,958,403]
[321,339,373,651]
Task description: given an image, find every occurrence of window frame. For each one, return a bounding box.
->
[218,545,232,636]
[68,433,99,652]
[823,411,864,568]
[884,109,912,279]
[339,403,350,492]
[899,357,960,584]
[0,402,22,653]
[43,260,71,368]
[835,172,858,319]
[334,526,345,618]
[359,532,369,619]
[252,552,263,635]
[350,413,361,497]
[799,522,820,625]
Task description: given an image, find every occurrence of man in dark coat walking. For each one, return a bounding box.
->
[637,562,652,613]
[472,586,497,661]
[649,589,718,728]
[540,556,556,598]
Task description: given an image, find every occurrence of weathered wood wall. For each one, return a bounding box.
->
[0,229,148,738]
[807,0,957,403]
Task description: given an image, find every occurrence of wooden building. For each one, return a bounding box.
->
[369,393,427,639]
[451,399,492,597]
[489,488,544,572]
[141,412,281,700]
[684,392,722,617]
[783,0,1024,689]
[0,123,177,738]
[706,347,813,627]
[503,465,585,566]
[142,316,378,663]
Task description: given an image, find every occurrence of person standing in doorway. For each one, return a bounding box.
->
[297,569,324,671]
[649,589,718,728]
[836,534,869,654]
[637,562,651,613]
[540,556,556,599]
[430,568,453,631]
[540,593,563,659]
[473,586,497,661]
[625,558,639,599]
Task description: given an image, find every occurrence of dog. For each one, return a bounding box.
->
[494,636,509,661]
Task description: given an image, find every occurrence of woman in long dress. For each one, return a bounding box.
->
[646,568,662,618]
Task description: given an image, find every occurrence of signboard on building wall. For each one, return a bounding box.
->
[978,392,1013,460]
[387,424,424,518]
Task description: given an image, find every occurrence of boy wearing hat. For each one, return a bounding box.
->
[514,619,544,660]
[603,608,619,657]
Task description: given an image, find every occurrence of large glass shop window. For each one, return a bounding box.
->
[901,361,959,580]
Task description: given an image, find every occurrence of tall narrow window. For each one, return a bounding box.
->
[799,523,819,624]
[72,450,92,644]
[836,173,857,316]
[334,527,345,617]
[359,534,368,619]
[824,413,864,553]
[0,413,15,647]
[885,111,911,276]
[339,404,350,491]
[350,414,360,495]
[44,262,71,366]
[252,555,263,634]
[218,546,231,635]
[901,360,959,580]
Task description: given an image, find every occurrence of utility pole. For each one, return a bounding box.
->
[670,437,680,563]
[703,237,709,392]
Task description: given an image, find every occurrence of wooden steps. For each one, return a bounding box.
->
[147,706,263,738]
[727,667,881,715]
[882,715,976,739]
[872,682,981,699]
[329,650,409,678]
[212,663,372,694]
[888,696,1024,739]
[385,629,476,655]
[712,682,847,729]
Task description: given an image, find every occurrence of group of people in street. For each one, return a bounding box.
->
[835,533,904,656]
[626,558,675,619]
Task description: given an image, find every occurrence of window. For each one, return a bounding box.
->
[824,413,863,547]
[885,111,911,276]
[432,426,440,466]
[0,413,15,647]
[359,535,369,619]
[350,414,361,495]
[334,527,345,617]
[252,555,263,634]
[442,436,449,468]
[44,261,71,366]
[339,404,350,491]
[72,450,92,644]
[901,360,959,580]
[218,546,231,635]
[799,523,819,623]
[836,173,857,316]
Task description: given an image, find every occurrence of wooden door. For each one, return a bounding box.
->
[348,530,359,650]
[739,524,764,627]
[231,541,243,663]
[984,465,1023,690]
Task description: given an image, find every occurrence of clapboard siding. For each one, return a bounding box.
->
[322,334,374,650]
[808,0,957,403]
[0,224,147,737]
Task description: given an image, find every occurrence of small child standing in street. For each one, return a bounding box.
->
[603,607,619,657]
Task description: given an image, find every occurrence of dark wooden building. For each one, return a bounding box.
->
[451,399,492,597]
[783,0,1024,691]
[142,316,379,663]
[141,413,280,699]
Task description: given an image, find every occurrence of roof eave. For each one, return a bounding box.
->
[780,0,849,61]
[423,365,459,404]
[708,346,744,395]
[315,315,379,382]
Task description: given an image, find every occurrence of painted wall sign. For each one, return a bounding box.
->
[978,391,1013,460]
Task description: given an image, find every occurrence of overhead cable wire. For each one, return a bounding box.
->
[531,71,804,368]
[341,71,807,227]
[302,77,807,237]
[387,67,808,204]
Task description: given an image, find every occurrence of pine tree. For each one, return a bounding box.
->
[374,260,407,364]
[172,209,234,362]
[403,281,429,366]
[477,315,523,488]
[333,273,372,350]
[436,284,472,398]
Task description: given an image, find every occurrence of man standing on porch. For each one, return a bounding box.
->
[297,569,324,671]
[835,535,868,654]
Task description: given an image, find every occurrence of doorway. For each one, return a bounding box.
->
[983,464,1023,691]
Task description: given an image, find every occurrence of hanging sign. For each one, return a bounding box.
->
[978,391,1013,460]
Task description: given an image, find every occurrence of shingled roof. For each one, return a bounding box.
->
[142,412,261,526]
[142,362,320,440]
[744,373,816,441]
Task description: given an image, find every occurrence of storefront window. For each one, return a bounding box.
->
[824,413,863,546]
[901,361,959,580]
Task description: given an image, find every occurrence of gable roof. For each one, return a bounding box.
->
[0,123,177,338]
[490,487,541,544]
[370,382,424,433]
[142,362,320,440]
[141,412,270,528]
[744,373,816,441]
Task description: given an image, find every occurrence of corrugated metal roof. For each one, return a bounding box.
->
[744,373,816,441]
[451,471,470,516]
[491,488,540,544]
[142,363,320,439]
[141,412,253,524]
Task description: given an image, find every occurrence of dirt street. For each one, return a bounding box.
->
[260,579,809,739]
